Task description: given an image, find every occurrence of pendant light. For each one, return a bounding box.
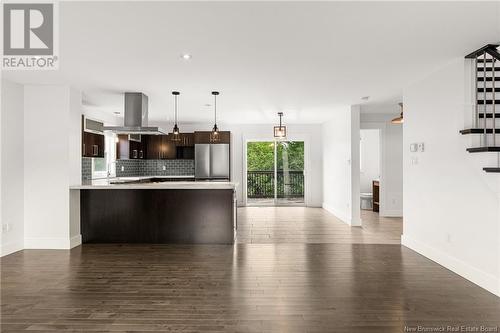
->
[391,103,404,124]
[274,112,287,138]
[171,91,181,141]
[210,91,220,142]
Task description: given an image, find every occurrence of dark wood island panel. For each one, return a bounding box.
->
[81,189,235,244]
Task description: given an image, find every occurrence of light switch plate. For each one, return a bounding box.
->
[410,143,418,152]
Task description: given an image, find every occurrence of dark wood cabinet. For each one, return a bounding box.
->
[129,136,146,159]
[194,131,230,144]
[82,131,105,158]
[173,133,194,147]
[116,132,227,160]
[171,133,194,159]
[81,115,105,158]
[146,135,176,159]
[145,135,160,160]
[116,135,146,160]
[116,135,129,160]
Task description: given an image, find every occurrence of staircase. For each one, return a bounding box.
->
[461,44,500,172]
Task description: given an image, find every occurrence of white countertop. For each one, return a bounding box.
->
[70,176,237,190]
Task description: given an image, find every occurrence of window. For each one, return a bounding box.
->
[91,132,117,179]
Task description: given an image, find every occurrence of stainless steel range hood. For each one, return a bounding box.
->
[103,92,166,135]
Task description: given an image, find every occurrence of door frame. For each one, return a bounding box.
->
[242,133,310,207]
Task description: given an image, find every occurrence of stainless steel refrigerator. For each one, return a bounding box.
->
[195,144,230,180]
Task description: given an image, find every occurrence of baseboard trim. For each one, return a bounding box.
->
[380,210,403,217]
[24,237,74,250]
[402,234,499,297]
[1,240,24,257]
[322,202,352,225]
[70,234,82,248]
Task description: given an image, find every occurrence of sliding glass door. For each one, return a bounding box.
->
[276,141,305,205]
[246,140,304,206]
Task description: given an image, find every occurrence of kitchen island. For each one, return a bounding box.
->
[70,177,237,244]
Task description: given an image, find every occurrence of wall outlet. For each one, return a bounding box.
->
[121,166,125,171]
[162,165,166,171]
[418,142,425,152]
[2,223,11,233]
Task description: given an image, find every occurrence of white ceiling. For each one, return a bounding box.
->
[3,1,500,124]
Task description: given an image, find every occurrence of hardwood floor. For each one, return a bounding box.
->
[237,207,402,244]
[2,208,500,332]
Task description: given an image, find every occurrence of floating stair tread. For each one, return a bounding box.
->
[477,88,500,92]
[483,167,500,173]
[460,128,500,134]
[477,67,500,71]
[477,77,500,81]
[467,147,500,153]
[477,100,500,105]
[478,113,500,118]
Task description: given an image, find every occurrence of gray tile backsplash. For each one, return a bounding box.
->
[115,160,143,177]
[82,157,92,180]
[116,159,194,177]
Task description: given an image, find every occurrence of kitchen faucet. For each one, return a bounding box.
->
[107,161,117,179]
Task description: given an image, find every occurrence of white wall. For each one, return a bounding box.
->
[24,85,82,249]
[322,105,361,225]
[403,58,499,296]
[360,112,403,216]
[1,80,25,256]
[360,129,380,193]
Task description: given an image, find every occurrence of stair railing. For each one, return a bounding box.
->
[484,53,489,146]
[493,56,496,147]
[466,44,500,149]
[463,44,500,172]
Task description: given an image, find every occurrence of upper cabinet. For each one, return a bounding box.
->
[194,131,230,144]
[117,134,147,160]
[82,132,105,158]
[82,115,105,158]
[146,135,176,160]
[115,132,227,160]
[129,135,146,159]
[116,135,130,160]
[173,133,194,147]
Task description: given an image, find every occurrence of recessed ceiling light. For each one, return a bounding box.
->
[361,96,370,101]
[181,53,192,60]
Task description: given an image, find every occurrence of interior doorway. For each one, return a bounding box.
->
[360,129,381,213]
[246,140,305,206]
